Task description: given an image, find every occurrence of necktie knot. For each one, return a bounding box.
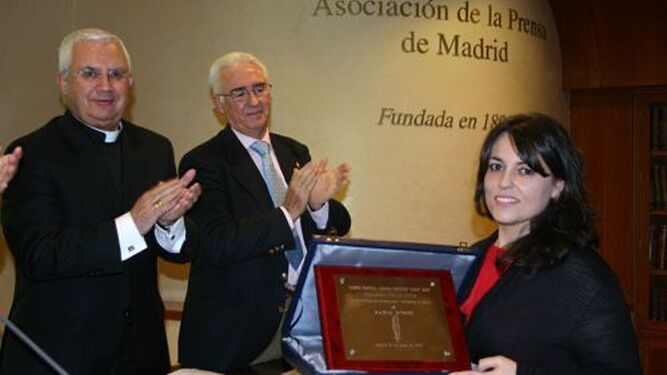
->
[250,140,270,157]
[250,140,284,207]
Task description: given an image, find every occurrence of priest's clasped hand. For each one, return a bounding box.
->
[130,169,201,234]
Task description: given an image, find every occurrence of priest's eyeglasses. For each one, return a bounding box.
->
[75,66,129,82]
[218,82,272,103]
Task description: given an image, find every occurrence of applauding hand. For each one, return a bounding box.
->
[0,146,23,194]
[130,169,201,234]
[308,162,350,210]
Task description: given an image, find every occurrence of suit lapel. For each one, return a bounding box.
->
[272,136,300,183]
[221,127,274,209]
[468,265,522,326]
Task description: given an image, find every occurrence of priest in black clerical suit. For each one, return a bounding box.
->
[0,29,200,375]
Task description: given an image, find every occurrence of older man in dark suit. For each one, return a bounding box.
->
[178,52,351,372]
[0,28,200,375]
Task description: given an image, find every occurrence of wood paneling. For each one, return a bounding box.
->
[570,88,667,375]
[640,330,667,375]
[548,0,600,88]
[546,2,667,372]
[549,0,667,89]
[570,90,636,304]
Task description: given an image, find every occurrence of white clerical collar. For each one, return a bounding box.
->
[86,122,123,143]
[72,113,123,143]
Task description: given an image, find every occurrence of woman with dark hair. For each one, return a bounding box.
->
[451,114,641,374]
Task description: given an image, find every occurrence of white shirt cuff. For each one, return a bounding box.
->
[153,217,186,253]
[116,212,148,261]
[308,201,329,230]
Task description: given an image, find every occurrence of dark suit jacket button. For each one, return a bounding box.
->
[281,272,288,281]
[123,309,133,323]
[278,305,286,314]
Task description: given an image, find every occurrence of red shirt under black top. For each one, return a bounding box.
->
[460,244,506,322]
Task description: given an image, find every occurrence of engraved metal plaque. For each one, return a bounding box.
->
[315,266,469,372]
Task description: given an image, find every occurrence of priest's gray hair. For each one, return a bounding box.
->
[58,28,132,74]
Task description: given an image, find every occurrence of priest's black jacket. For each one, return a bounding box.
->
[0,111,196,375]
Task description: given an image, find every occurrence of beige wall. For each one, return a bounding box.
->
[0,0,567,364]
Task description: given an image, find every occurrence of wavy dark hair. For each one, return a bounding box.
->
[474,113,598,273]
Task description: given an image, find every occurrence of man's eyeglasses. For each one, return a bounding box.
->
[218,82,271,103]
[74,66,129,82]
